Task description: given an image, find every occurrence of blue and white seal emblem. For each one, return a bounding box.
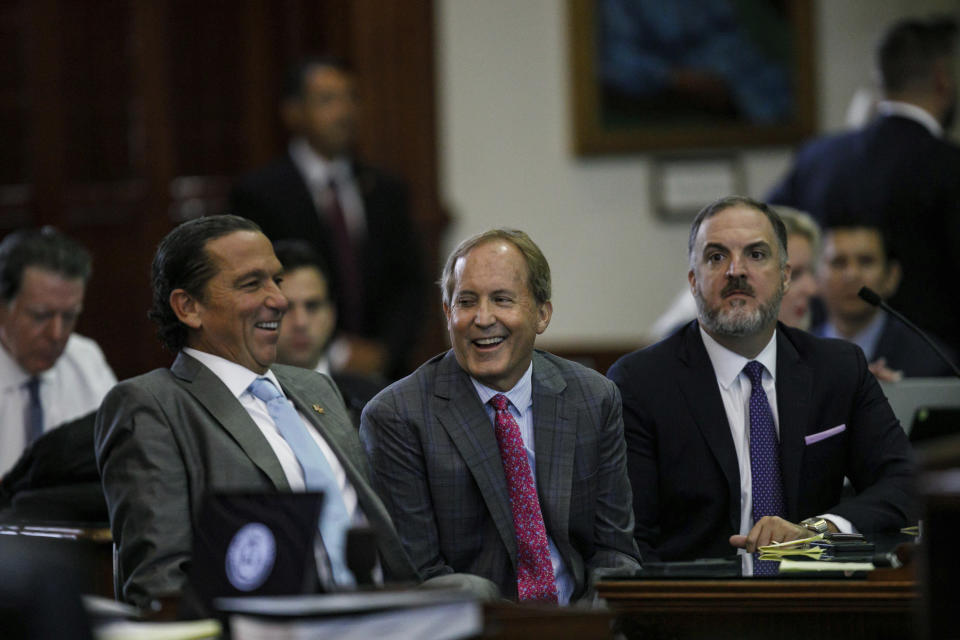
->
[225,522,276,591]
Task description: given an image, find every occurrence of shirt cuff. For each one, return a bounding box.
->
[819,514,857,534]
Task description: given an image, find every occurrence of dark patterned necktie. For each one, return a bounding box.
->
[744,361,785,576]
[25,376,43,444]
[489,394,558,602]
[325,180,364,333]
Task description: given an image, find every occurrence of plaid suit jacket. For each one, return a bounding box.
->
[360,349,640,601]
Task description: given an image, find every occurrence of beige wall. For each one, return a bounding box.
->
[436,0,958,348]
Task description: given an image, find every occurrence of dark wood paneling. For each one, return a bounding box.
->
[0,0,446,379]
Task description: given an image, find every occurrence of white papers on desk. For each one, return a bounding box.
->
[93,620,222,640]
[218,589,482,640]
[778,559,875,573]
[230,601,480,640]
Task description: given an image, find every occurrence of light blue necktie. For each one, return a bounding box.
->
[248,377,354,586]
[25,377,44,444]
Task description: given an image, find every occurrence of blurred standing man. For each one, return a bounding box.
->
[95,216,415,607]
[272,239,385,426]
[813,224,956,380]
[231,57,425,379]
[768,16,960,354]
[0,229,115,476]
[361,229,640,604]
[608,197,915,572]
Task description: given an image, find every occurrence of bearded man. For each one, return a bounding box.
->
[607,196,915,571]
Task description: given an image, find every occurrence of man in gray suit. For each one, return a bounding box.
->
[360,229,640,604]
[95,215,416,608]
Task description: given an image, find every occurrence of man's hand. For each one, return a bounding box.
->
[868,357,903,382]
[729,516,835,553]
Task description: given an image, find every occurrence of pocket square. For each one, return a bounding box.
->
[804,424,846,445]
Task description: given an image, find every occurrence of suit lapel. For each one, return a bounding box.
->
[678,324,741,532]
[171,353,289,490]
[433,352,518,563]
[775,328,813,521]
[530,352,574,548]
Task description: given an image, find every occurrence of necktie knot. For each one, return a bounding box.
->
[249,377,283,404]
[25,376,41,395]
[490,393,510,413]
[743,361,765,387]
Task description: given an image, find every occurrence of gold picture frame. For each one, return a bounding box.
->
[569,0,816,155]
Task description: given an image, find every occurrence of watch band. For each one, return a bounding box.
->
[800,517,829,534]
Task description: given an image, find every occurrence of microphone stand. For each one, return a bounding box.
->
[857,286,960,380]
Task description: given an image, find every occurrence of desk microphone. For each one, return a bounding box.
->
[857,286,960,379]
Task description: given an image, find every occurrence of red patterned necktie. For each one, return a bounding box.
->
[324,179,364,333]
[489,393,558,602]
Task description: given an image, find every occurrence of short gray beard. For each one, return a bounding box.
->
[694,283,783,337]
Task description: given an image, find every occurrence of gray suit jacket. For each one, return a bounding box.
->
[359,350,640,601]
[95,352,416,607]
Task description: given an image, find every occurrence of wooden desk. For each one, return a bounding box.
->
[482,602,613,639]
[598,575,918,640]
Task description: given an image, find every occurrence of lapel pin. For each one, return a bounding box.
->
[312,404,325,415]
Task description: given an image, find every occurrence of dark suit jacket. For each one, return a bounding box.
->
[230,154,426,377]
[0,412,106,523]
[94,353,416,608]
[359,349,640,601]
[331,370,387,429]
[813,314,958,378]
[767,114,960,354]
[607,322,916,563]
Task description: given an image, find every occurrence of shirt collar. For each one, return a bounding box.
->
[877,100,943,138]
[470,362,534,415]
[313,355,331,376]
[288,138,352,188]
[0,336,67,390]
[183,347,284,399]
[0,340,29,391]
[698,324,778,389]
[819,311,887,361]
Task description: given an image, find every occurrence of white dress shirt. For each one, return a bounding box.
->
[698,327,853,572]
[470,363,574,605]
[182,348,360,521]
[288,138,367,240]
[1,334,116,475]
[877,100,943,138]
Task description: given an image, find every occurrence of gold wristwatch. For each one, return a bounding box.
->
[800,517,829,535]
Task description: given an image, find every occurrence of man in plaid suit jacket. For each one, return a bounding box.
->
[360,229,640,604]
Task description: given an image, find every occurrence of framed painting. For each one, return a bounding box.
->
[569,0,816,154]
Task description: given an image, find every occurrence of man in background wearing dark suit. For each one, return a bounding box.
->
[272,239,385,427]
[767,16,960,354]
[231,57,426,379]
[361,229,640,604]
[812,224,956,380]
[608,197,915,572]
[95,215,415,608]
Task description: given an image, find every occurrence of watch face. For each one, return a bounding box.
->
[803,518,827,533]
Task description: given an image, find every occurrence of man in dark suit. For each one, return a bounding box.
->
[767,16,960,354]
[608,197,915,568]
[813,224,956,380]
[230,57,425,379]
[95,215,416,608]
[272,239,385,427]
[360,229,640,604]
